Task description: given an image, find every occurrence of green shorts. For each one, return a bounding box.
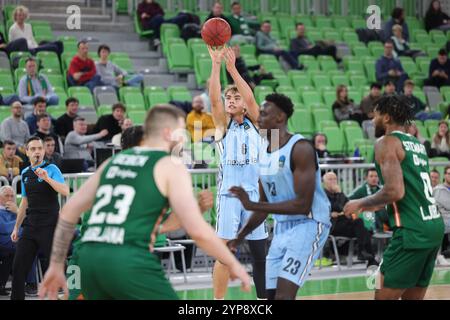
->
[76,243,178,300]
[380,229,440,289]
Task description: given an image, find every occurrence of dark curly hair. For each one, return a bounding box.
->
[264,93,294,119]
[374,94,415,126]
[121,125,144,150]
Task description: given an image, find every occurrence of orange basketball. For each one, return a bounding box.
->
[201,17,232,47]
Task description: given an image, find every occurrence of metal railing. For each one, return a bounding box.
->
[8,161,448,205]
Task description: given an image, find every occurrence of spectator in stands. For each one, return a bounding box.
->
[137,0,194,39]
[323,172,377,266]
[0,186,37,297]
[431,121,450,159]
[434,165,450,264]
[33,113,60,154]
[0,141,22,183]
[96,44,144,89]
[227,2,257,44]
[312,133,330,158]
[8,6,63,56]
[290,23,341,63]
[67,41,102,92]
[332,85,363,125]
[18,57,59,106]
[186,96,215,142]
[0,102,30,151]
[25,97,49,135]
[256,21,301,70]
[55,97,79,142]
[205,1,231,24]
[383,80,396,95]
[348,169,389,233]
[425,0,450,32]
[0,91,20,107]
[360,82,382,121]
[406,122,432,157]
[375,40,408,93]
[390,24,424,59]
[111,118,133,147]
[64,117,108,171]
[360,83,383,140]
[425,49,450,88]
[0,29,28,57]
[431,169,442,189]
[403,80,442,121]
[43,136,62,168]
[383,7,409,42]
[93,103,126,142]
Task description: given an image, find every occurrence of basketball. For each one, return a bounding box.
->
[201,17,232,47]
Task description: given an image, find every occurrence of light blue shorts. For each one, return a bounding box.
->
[215,191,268,241]
[266,219,330,290]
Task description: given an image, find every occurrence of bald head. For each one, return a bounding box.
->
[192,95,205,112]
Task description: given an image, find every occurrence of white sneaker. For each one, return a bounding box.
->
[436,254,450,266]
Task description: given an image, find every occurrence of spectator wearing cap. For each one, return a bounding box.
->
[55,97,79,142]
[32,113,61,153]
[96,44,144,89]
[93,103,126,142]
[18,57,59,106]
[64,117,109,170]
[383,80,396,95]
[67,40,102,92]
[425,49,450,88]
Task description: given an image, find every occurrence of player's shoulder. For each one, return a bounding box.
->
[21,166,30,175]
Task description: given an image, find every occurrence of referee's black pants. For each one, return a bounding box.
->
[11,224,55,300]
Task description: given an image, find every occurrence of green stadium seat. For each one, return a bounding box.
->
[240,44,256,56]
[302,90,323,106]
[425,119,441,136]
[168,86,192,101]
[44,74,65,89]
[351,17,366,29]
[331,75,349,87]
[68,87,95,106]
[37,51,60,71]
[288,109,314,135]
[413,89,426,104]
[314,16,332,29]
[323,126,344,154]
[167,41,192,72]
[147,91,170,108]
[359,144,375,162]
[128,110,147,125]
[399,57,418,76]
[322,90,336,107]
[134,12,154,38]
[426,45,441,57]
[112,57,134,73]
[417,57,431,75]
[349,74,368,88]
[123,92,145,108]
[348,89,362,103]
[333,17,350,29]
[0,74,14,90]
[14,68,27,85]
[368,42,384,57]
[312,75,332,90]
[313,109,334,131]
[344,126,365,154]
[317,119,338,133]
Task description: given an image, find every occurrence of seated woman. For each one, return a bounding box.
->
[391,24,425,59]
[425,0,450,32]
[431,121,450,159]
[0,31,28,57]
[9,6,63,57]
[406,122,432,157]
[332,85,363,125]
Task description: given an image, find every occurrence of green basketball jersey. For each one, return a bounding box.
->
[375,131,445,249]
[80,148,170,250]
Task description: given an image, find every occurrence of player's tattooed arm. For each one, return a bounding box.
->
[230,141,316,215]
[50,219,76,264]
[344,136,405,216]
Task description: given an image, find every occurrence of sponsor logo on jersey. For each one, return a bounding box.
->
[278,155,286,168]
[242,143,248,155]
[112,154,149,167]
[243,122,250,130]
[105,166,138,180]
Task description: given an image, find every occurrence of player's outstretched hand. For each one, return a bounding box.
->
[38,264,69,300]
[343,200,363,218]
[223,46,236,71]
[229,186,251,209]
[207,45,226,65]
[229,262,251,293]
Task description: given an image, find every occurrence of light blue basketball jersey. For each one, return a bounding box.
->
[259,134,331,225]
[216,117,261,195]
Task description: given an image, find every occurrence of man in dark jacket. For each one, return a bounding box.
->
[425,49,450,88]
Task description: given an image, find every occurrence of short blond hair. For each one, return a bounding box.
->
[13,5,29,22]
[392,24,402,33]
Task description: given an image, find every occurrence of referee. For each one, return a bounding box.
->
[10,136,69,300]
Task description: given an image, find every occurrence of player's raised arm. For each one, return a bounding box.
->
[207,46,228,134]
[229,140,317,215]
[343,136,405,215]
[223,47,260,124]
